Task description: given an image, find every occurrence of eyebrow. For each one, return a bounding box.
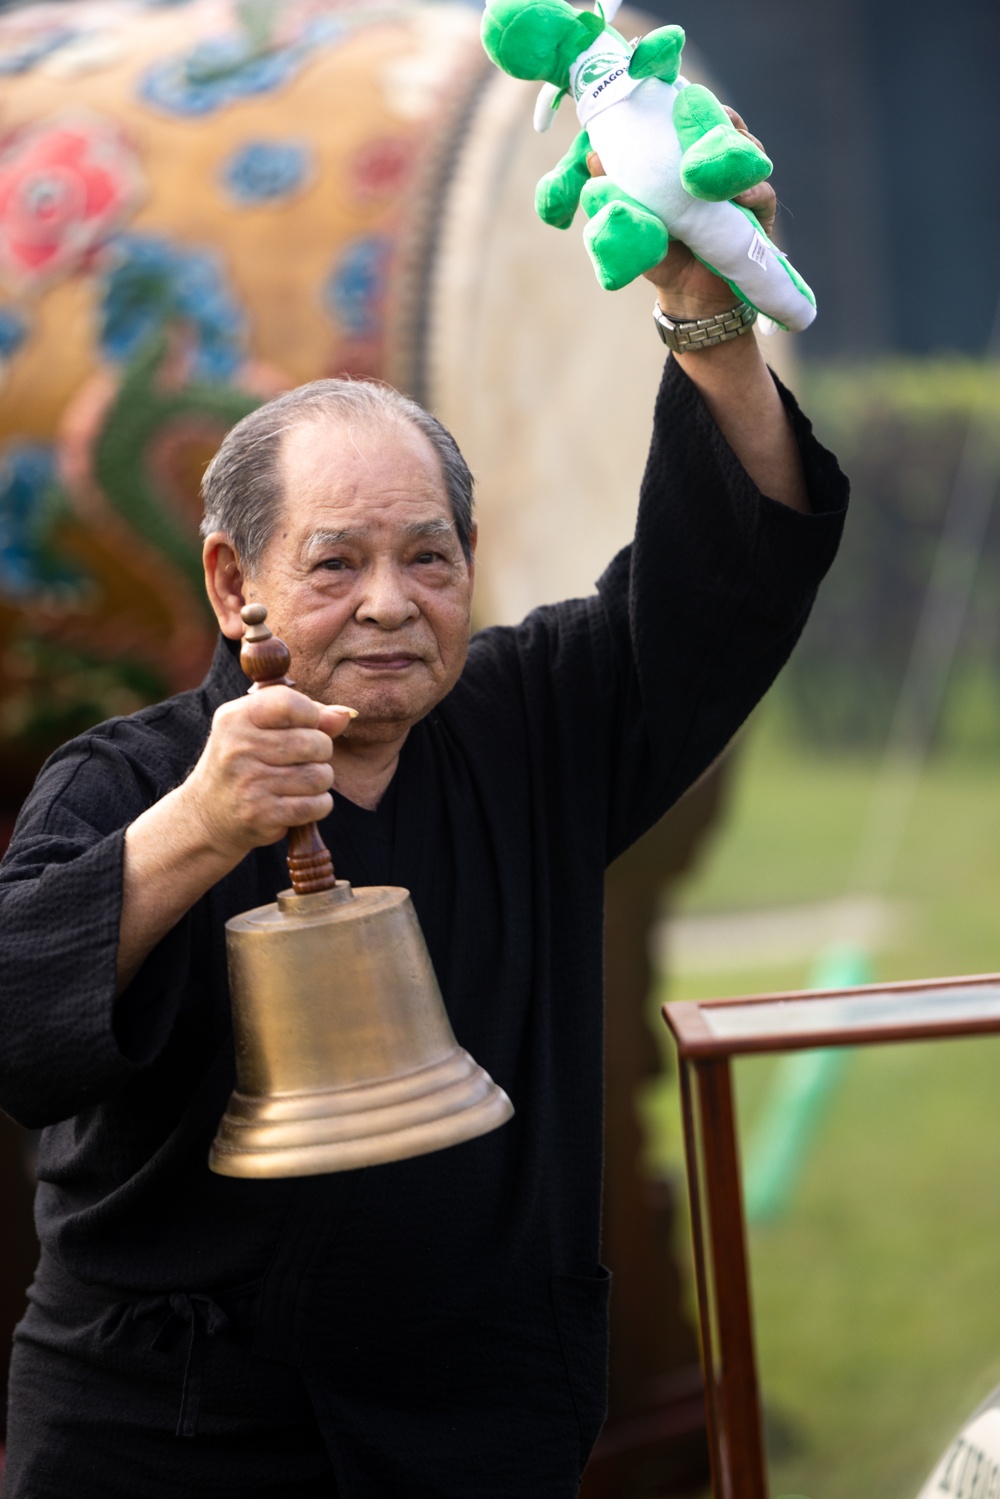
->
[303,519,455,554]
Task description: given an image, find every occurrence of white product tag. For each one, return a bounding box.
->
[748,233,768,268]
[569,36,639,127]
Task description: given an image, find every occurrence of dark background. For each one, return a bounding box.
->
[645,0,1000,357]
[3,0,996,353]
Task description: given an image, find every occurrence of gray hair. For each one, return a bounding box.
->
[199,379,475,572]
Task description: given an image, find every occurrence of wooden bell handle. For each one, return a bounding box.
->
[240,603,336,896]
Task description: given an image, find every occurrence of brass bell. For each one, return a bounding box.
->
[209,605,513,1178]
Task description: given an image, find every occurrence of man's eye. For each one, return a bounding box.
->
[319,558,349,571]
[415,551,444,565]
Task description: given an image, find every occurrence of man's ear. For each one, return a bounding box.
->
[466,521,478,589]
[203,533,248,639]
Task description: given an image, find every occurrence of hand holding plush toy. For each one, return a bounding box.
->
[480,0,817,333]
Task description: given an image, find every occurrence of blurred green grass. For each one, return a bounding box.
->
[646,695,1000,1499]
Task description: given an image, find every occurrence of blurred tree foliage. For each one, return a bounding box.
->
[780,360,1000,753]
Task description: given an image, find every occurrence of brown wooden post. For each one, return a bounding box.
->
[694,1058,767,1499]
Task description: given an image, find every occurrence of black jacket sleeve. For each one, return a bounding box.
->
[0,728,194,1128]
[602,356,848,856]
[480,356,849,867]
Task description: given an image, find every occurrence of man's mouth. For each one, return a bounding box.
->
[347,653,422,672]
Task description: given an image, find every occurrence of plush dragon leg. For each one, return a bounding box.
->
[580,177,669,291]
[535,129,592,229]
[674,84,773,203]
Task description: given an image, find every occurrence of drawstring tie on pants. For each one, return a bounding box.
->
[137,1292,230,1438]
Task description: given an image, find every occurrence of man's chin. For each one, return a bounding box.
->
[334,679,438,737]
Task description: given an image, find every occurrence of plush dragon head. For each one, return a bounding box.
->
[480,0,606,89]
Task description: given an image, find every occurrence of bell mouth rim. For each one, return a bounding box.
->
[208,1048,514,1177]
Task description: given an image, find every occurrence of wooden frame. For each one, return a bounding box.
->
[662,971,1000,1499]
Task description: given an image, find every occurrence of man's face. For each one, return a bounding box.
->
[245,415,475,742]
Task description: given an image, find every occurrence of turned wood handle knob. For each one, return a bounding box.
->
[239,604,336,896]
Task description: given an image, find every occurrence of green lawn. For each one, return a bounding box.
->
[646,696,1000,1499]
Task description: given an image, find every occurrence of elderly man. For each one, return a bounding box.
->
[0,133,846,1498]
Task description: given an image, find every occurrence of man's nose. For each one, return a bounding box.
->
[355,560,419,629]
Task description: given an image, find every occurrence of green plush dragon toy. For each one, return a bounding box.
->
[480,0,817,332]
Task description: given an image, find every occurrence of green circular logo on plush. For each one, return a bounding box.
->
[575,53,622,91]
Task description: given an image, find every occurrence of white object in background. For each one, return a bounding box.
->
[916,1398,1000,1497]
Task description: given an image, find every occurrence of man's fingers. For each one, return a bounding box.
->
[722,105,766,154]
[261,760,334,796]
[280,792,335,829]
[242,763,334,825]
[246,789,334,839]
[586,150,605,178]
[256,727,335,767]
[317,704,359,739]
[244,685,322,731]
[733,180,777,237]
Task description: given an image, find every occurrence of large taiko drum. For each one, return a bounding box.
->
[0,0,792,801]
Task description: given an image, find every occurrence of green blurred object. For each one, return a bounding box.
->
[742,945,871,1225]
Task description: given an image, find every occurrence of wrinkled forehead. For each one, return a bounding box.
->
[277,410,447,509]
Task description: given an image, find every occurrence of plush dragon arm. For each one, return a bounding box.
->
[627,24,684,82]
[536,128,592,227]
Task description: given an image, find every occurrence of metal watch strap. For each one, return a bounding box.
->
[653,299,757,352]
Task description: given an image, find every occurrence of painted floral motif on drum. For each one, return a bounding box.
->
[350,137,415,204]
[139,12,345,117]
[0,307,28,363]
[0,15,80,77]
[0,443,85,603]
[323,235,392,340]
[99,233,246,383]
[0,113,145,290]
[221,140,314,205]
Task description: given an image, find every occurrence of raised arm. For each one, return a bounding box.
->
[589,106,808,512]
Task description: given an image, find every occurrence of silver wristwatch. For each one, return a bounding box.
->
[653,299,757,352]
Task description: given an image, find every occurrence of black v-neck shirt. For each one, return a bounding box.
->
[328,781,398,890]
[0,362,848,1497]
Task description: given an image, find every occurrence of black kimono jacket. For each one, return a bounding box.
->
[0,362,848,1497]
